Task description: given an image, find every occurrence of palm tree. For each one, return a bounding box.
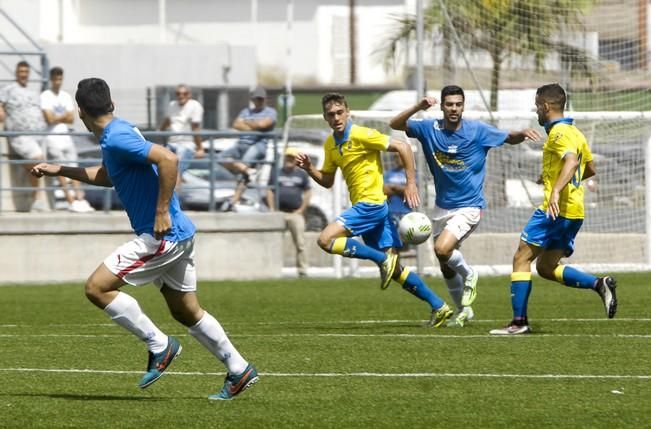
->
[382,0,596,110]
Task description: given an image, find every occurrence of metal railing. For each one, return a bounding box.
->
[0,130,283,213]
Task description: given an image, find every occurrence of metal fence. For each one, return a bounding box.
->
[0,129,283,213]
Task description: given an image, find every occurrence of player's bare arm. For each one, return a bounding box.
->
[295,152,335,188]
[147,144,179,239]
[389,97,438,131]
[547,153,580,220]
[387,139,420,208]
[505,128,542,144]
[31,163,112,187]
[582,160,596,181]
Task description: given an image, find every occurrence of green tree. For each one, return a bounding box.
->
[382,0,596,110]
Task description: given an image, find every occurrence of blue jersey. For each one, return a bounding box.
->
[384,167,411,216]
[100,118,196,241]
[406,118,508,209]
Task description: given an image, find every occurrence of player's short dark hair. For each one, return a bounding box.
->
[16,60,29,70]
[75,78,115,117]
[441,85,464,102]
[49,67,64,78]
[321,92,348,112]
[536,83,566,110]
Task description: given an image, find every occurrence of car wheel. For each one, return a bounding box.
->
[304,206,328,231]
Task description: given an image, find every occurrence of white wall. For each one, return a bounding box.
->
[2,0,410,85]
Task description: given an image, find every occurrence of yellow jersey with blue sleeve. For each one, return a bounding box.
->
[540,118,593,220]
[322,121,390,205]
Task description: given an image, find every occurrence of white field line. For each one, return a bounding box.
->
[1,333,650,339]
[1,318,650,329]
[0,367,649,380]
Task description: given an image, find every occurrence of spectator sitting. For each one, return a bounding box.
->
[221,86,277,211]
[267,147,312,277]
[159,84,205,186]
[41,66,94,212]
[0,61,49,211]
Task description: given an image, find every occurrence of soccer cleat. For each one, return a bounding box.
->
[595,276,618,319]
[461,270,478,307]
[138,336,182,389]
[425,304,454,328]
[379,252,398,290]
[208,364,259,401]
[446,306,475,328]
[489,321,531,336]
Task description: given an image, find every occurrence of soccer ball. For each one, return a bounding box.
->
[398,212,432,245]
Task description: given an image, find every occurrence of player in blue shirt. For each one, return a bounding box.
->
[31,78,257,400]
[390,85,540,326]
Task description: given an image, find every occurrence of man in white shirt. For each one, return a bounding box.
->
[41,67,94,212]
[159,84,205,185]
[0,61,49,211]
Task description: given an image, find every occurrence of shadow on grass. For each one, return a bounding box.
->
[1,392,166,401]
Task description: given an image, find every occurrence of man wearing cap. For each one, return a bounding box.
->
[222,86,278,210]
[267,147,312,277]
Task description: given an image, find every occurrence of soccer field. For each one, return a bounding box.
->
[1,273,650,428]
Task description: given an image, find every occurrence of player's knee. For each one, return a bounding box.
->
[84,278,102,304]
[317,234,332,251]
[434,243,452,261]
[535,261,555,280]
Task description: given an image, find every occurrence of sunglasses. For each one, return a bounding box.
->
[176,91,189,96]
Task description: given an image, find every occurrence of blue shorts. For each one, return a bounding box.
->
[521,209,583,257]
[337,202,402,250]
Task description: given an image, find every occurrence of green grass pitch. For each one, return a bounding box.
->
[1,272,650,428]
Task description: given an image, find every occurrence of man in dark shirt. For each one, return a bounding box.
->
[267,147,312,277]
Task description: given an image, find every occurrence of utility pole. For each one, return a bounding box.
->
[349,0,356,84]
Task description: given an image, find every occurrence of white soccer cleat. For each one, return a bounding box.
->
[595,276,618,319]
[461,270,478,307]
[489,321,531,336]
[446,306,475,328]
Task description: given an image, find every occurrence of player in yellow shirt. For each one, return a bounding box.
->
[295,93,453,327]
[490,83,617,335]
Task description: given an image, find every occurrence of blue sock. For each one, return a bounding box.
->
[398,269,445,310]
[330,237,386,265]
[554,265,597,289]
[511,272,532,323]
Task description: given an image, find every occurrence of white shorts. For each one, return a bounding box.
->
[9,135,44,160]
[46,135,78,166]
[103,234,197,292]
[432,205,482,243]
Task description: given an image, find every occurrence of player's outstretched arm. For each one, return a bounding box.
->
[295,152,335,188]
[389,97,437,131]
[505,128,542,144]
[31,163,113,187]
[147,144,178,239]
[387,140,420,208]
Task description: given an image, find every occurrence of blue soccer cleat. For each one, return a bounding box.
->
[208,364,259,401]
[139,336,182,389]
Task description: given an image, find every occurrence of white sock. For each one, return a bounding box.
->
[188,311,248,375]
[103,292,168,353]
[444,273,464,310]
[446,249,473,279]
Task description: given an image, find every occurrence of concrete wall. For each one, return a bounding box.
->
[0,211,286,284]
[282,231,648,269]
